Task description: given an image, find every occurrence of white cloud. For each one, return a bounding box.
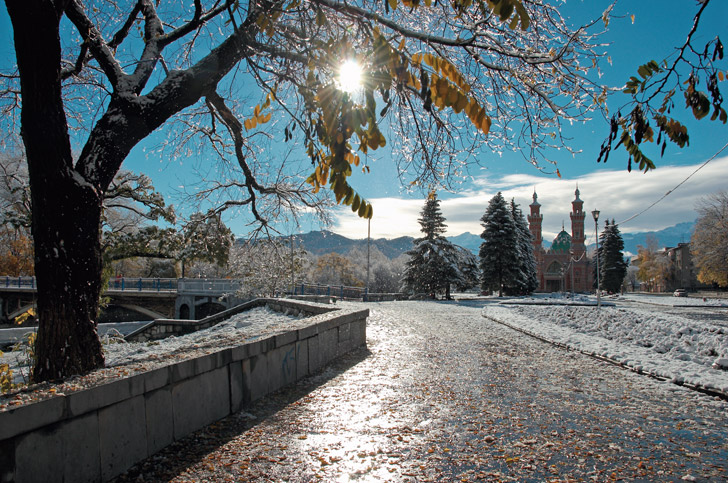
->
[333,157,728,240]
[333,197,424,239]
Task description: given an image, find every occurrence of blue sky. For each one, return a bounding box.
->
[2,1,727,244]
[334,0,728,243]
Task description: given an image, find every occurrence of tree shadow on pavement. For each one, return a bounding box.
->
[112,345,372,482]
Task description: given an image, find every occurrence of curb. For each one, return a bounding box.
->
[498,301,616,307]
[623,300,728,309]
[481,313,728,402]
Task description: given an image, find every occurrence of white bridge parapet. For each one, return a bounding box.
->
[176,278,244,296]
[174,279,245,319]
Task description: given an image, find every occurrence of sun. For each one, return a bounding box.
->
[338,59,363,94]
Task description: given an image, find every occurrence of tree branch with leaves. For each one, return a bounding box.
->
[2,0,611,381]
[598,0,726,173]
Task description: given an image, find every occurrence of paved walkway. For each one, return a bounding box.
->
[115,301,728,482]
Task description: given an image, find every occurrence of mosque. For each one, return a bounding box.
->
[527,187,595,293]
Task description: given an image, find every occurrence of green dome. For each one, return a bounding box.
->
[551,230,572,253]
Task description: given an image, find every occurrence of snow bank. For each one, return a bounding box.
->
[483,303,728,394]
[620,293,728,307]
[1,306,305,387]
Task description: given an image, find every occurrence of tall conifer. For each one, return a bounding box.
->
[401,193,463,298]
[479,192,519,296]
[594,219,628,293]
[507,200,538,295]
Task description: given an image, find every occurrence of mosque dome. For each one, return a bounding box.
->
[550,230,572,253]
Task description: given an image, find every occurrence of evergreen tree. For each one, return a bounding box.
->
[479,192,519,297]
[594,219,629,293]
[453,246,480,292]
[401,193,462,299]
[505,200,539,295]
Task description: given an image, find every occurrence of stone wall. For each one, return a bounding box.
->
[125,298,338,343]
[0,300,368,483]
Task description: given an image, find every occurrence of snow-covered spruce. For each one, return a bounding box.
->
[401,193,477,298]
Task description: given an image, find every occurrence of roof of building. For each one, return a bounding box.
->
[530,190,540,207]
[550,230,572,253]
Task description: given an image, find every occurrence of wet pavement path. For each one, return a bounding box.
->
[115,301,728,482]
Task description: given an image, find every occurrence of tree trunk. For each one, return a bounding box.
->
[31,177,105,382]
[7,0,254,381]
[8,0,105,381]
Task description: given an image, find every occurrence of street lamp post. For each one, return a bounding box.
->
[365,217,371,302]
[569,249,575,297]
[290,234,295,295]
[592,209,601,310]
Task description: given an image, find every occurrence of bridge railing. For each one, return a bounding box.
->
[107,277,179,292]
[3,276,36,289]
[1,277,242,294]
[291,282,366,300]
[3,276,392,301]
[177,278,244,294]
[0,276,181,292]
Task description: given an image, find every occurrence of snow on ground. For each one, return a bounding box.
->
[1,306,307,391]
[483,298,728,395]
[619,293,728,307]
[104,306,308,368]
[3,295,728,406]
[496,291,727,307]
[499,292,609,305]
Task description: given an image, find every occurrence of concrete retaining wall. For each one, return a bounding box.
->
[125,297,338,343]
[365,293,404,302]
[0,300,368,483]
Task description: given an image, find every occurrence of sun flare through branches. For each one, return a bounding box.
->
[337,59,363,94]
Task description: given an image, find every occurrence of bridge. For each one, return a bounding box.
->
[0,277,246,324]
[0,276,396,325]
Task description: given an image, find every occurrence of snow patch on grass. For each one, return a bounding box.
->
[483,303,728,394]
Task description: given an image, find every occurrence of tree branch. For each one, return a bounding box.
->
[64,0,126,89]
[646,0,711,105]
[108,2,143,51]
[158,0,233,47]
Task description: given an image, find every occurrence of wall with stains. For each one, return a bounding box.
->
[0,301,368,482]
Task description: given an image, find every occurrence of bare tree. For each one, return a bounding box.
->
[635,235,670,292]
[2,0,610,381]
[227,238,309,298]
[691,191,728,287]
[0,152,31,232]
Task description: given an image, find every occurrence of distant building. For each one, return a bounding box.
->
[631,242,706,293]
[664,243,696,291]
[527,188,595,293]
[658,243,705,292]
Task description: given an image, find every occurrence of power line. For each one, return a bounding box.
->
[617,141,728,226]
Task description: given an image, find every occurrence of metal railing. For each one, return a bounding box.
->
[291,282,367,300]
[177,278,243,295]
[3,276,392,301]
[3,276,36,289]
[0,276,179,293]
[107,277,178,292]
